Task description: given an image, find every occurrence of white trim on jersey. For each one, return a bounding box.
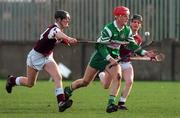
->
[97,27,112,43]
[97,36,110,43]
[104,26,112,38]
[113,20,124,32]
[127,29,136,43]
[54,22,60,28]
[48,27,61,39]
[106,54,112,61]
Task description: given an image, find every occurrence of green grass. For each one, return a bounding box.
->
[0,80,180,118]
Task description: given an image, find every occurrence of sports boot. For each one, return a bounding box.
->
[106,103,118,113]
[118,102,128,110]
[6,75,16,93]
[59,99,73,112]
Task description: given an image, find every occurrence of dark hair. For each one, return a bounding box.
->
[54,10,70,20]
[131,14,143,22]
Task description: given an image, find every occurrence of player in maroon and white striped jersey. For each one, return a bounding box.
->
[117,14,143,110]
[5,10,77,112]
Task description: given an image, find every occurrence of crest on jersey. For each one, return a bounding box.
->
[114,34,118,37]
[120,34,126,39]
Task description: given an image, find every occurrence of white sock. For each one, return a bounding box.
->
[15,77,21,86]
[98,72,105,81]
[120,97,126,103]
[55,88,64,96]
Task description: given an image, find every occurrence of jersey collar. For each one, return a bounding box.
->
[133,32,138,36]
[54,22,61,28]
[54,22,64,32]
[113,20,124,32]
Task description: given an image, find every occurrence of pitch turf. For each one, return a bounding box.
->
[0,80,180,118]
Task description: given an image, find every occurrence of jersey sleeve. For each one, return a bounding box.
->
[48,27,61,39]
[96,26,112,60]
[134,34,142,45]
[125,29,146,56]
[97,26,112,42]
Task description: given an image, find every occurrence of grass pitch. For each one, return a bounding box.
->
[0,80,180,118]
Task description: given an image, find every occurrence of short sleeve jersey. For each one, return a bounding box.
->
[34,23,61,56]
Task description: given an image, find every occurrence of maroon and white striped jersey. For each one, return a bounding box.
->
[120,33,142,62]
[34,23,62,56]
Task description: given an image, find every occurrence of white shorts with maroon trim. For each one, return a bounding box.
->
[26,49,55,70]
[120,62,132,70]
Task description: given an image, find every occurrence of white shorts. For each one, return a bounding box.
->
[120,62,132,70]
[26,49,55,70]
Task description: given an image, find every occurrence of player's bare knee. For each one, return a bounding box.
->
[126,80,133,86]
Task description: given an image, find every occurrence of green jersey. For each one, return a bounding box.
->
[96,20,144,59]
[89,20,145,71]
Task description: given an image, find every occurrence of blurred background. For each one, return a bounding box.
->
[0,0,179,81]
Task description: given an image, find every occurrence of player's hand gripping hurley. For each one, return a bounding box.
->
[109,32,165,68]
[130,50,165,62]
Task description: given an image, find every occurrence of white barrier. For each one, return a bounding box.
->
[49,62,72,81]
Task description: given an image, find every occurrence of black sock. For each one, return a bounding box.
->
[118,101,125,106]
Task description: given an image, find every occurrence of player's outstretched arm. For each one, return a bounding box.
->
[55,31,77,45]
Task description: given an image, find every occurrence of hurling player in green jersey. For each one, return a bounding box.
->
[64,6,155,113]
[99,14,144,111]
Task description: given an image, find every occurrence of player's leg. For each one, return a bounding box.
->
[105,63,122,113]
[98,71,113,89]
[72,65,98,89]
[6,66,38,93]
[64,52,103,99]
[64,65,98,99]
[21,66,39,87]
[5,49,46,93]
[44,61,72,112]
[118,63,134,110]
